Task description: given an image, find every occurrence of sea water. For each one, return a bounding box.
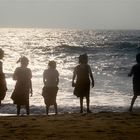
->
[0,28,140,115]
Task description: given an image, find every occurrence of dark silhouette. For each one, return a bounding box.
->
[72,53,94,113]
[0,49,7,106]
[128,53,140,112]
[42,61,59,115]
[11,56,32,116]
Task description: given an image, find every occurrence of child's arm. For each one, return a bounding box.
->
[56,76,59,86]
[29,69,33,96]
[88,66,94,88]
[128,66,134,77]
[30,80,33,97]
[72,67,76,87]
[0,61,3,73]
[56,70,59,86]
[43,70,46,85]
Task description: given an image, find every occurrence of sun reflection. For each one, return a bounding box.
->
[0,28,138,114]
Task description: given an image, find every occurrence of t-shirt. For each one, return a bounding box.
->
[74,64,90,85]
[43,68,59,87]
[13,67,32,86]
[131,64,140,84]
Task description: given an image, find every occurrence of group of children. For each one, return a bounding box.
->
[0,50,60,116]
[0,48,140,116]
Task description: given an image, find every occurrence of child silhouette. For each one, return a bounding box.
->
[72,54,94,113]
[0,48,7,105]
[128,53,140,112]
[42,61,59,115]
[11,56,32,116]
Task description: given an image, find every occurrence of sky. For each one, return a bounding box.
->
[0,0,140,29]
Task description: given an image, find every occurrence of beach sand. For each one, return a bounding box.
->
[0,112,140,140]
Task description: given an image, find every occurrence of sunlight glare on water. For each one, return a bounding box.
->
[0,28,140,115]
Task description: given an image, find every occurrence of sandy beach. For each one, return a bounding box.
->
[0,112,140,140]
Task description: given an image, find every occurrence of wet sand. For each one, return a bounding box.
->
[0,112,140,140]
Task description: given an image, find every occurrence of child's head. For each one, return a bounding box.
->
[48,61,56,69]
[0,48,4,59]
[17,56,29,67]
[136,53,140,64]
[79,53,88,64]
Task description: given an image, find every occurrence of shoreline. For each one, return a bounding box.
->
[1,103,140,116]
[0,112,140,140]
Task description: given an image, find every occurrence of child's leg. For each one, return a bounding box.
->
[17,105,21,116]
[80,97,83,113]
[25,104,30,115]
[44,98,48,115]
[54,103,58,115]
[86,96,91,113]
[129,95,137,112]
[46,106,49,115]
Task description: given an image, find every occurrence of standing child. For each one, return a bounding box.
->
[128,53,140,112]
[11,56,32,116]
[0,48,7,106]
[42,61,59,115]
[72,53,94,113]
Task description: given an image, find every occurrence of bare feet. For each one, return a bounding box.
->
[87,110,92,113]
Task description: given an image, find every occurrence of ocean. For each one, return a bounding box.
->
[0,28,140,115]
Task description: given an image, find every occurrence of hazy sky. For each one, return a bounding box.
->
[0,0,140,29]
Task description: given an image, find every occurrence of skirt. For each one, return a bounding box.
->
[74,83,90,98]
[0,75,7,100]
[133,84,140,96]
[11,83,30,105]
[42,86,58,106]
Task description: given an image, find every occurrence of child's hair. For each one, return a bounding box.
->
[17,56,29,65]
[79,53,88,64]
[48,61,56,69]
[0,48,4,59]
[136,53,140,64]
